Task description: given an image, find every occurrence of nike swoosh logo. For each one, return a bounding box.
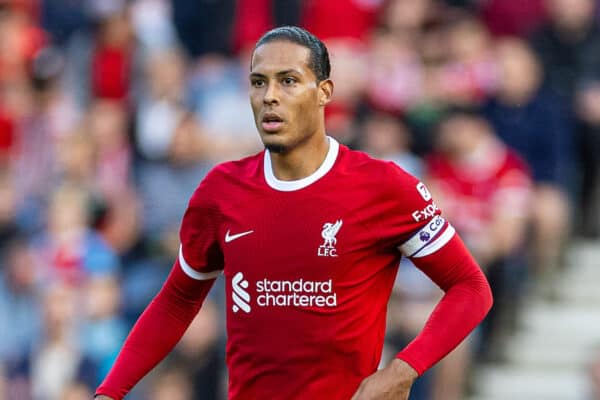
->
[225,230,254,243]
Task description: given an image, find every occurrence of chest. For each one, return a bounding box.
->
[217,193,376,282]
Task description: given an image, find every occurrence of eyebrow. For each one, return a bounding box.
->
[249,69,304,78]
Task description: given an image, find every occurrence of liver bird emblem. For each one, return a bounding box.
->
[321,220,343,248]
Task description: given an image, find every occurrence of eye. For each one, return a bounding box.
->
[251,79,266,88]
[282,77,297,86]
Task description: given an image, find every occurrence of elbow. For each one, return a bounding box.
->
[482,277,494,316]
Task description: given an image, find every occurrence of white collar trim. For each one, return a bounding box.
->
[264,136,339,191]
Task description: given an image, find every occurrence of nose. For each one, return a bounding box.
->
[263,82,279,106]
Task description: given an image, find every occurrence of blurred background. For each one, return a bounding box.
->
[0,0,599,399]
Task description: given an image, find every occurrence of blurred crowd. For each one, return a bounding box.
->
[1,0,600,399]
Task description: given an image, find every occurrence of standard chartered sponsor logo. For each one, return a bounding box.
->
[256,278,337,307]
[231,273,337,313]
[232,272,251,313]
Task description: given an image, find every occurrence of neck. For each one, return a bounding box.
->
[455,136,503,170]
[268,133,329,181]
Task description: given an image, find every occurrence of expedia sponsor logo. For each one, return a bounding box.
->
[411,202,439,222]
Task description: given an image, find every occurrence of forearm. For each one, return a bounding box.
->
[96,261,215,399]
[489,214,528,259]
[397,235,493,375]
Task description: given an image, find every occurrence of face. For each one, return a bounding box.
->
[436,115,486,158]
[496,39,541,101]
[547,0,594,28]
[363,114,409,157]
[249,41,333,153]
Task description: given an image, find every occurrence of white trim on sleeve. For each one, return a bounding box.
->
[179,245,222,280]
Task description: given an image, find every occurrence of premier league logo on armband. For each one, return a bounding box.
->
[318,219,343,257]
[419,231,431,242]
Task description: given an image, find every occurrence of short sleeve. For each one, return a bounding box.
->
[379,164,455,259]
[178,178,224,280]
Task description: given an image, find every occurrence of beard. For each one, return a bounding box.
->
[264,143,288,154]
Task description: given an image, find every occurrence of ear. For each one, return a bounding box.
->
[317,79,334,107]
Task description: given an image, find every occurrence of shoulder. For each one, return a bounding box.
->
[503,149,530,175]
[205,152,263,184]
[338,145,426,202]
[338,145,417,185]
[189,151,264,207]
[495,148,532,190]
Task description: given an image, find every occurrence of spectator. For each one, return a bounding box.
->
[136,112,211,242]
[0,8,47,84]
[135,48,188,162]
[359,112,423,177]
[0,239,41,361]
[0,170,19,257]
[483,38,573,291]
[426,109,532,360]
[7,47,77,232]
[91,11,135,101]
[323,39,368,143]
[531,0,600,236]
[147,368,193,400]
[365,28,425,115]
[0,106,16,165]
[130,0,178,54]
[479,0,547,37]
[31,184,119,285]
[86,99,132,199]
[61,381,94,400]
[436,14,497,106]
[380,0,433,37]
[6,282,97,400]
[531,0,600,99]
[186,54,261,161]
[81,275,128,386]
[165,299,224,400]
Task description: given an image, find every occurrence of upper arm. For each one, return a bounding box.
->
[379,164,456,260]
[179,177,225,280]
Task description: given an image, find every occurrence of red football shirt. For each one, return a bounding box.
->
[179,137,455,399]
[425,141,531,253]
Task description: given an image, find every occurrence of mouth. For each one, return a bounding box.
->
[261,113,284,133]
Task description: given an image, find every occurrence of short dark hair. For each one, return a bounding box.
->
[254,26,331,82]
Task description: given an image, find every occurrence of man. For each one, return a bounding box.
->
[426,108,532,361]
[530,0,600,237]
[95,26,492,400]
[483,38,571,294]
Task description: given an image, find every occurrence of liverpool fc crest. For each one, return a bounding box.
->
[318,220,342,257]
